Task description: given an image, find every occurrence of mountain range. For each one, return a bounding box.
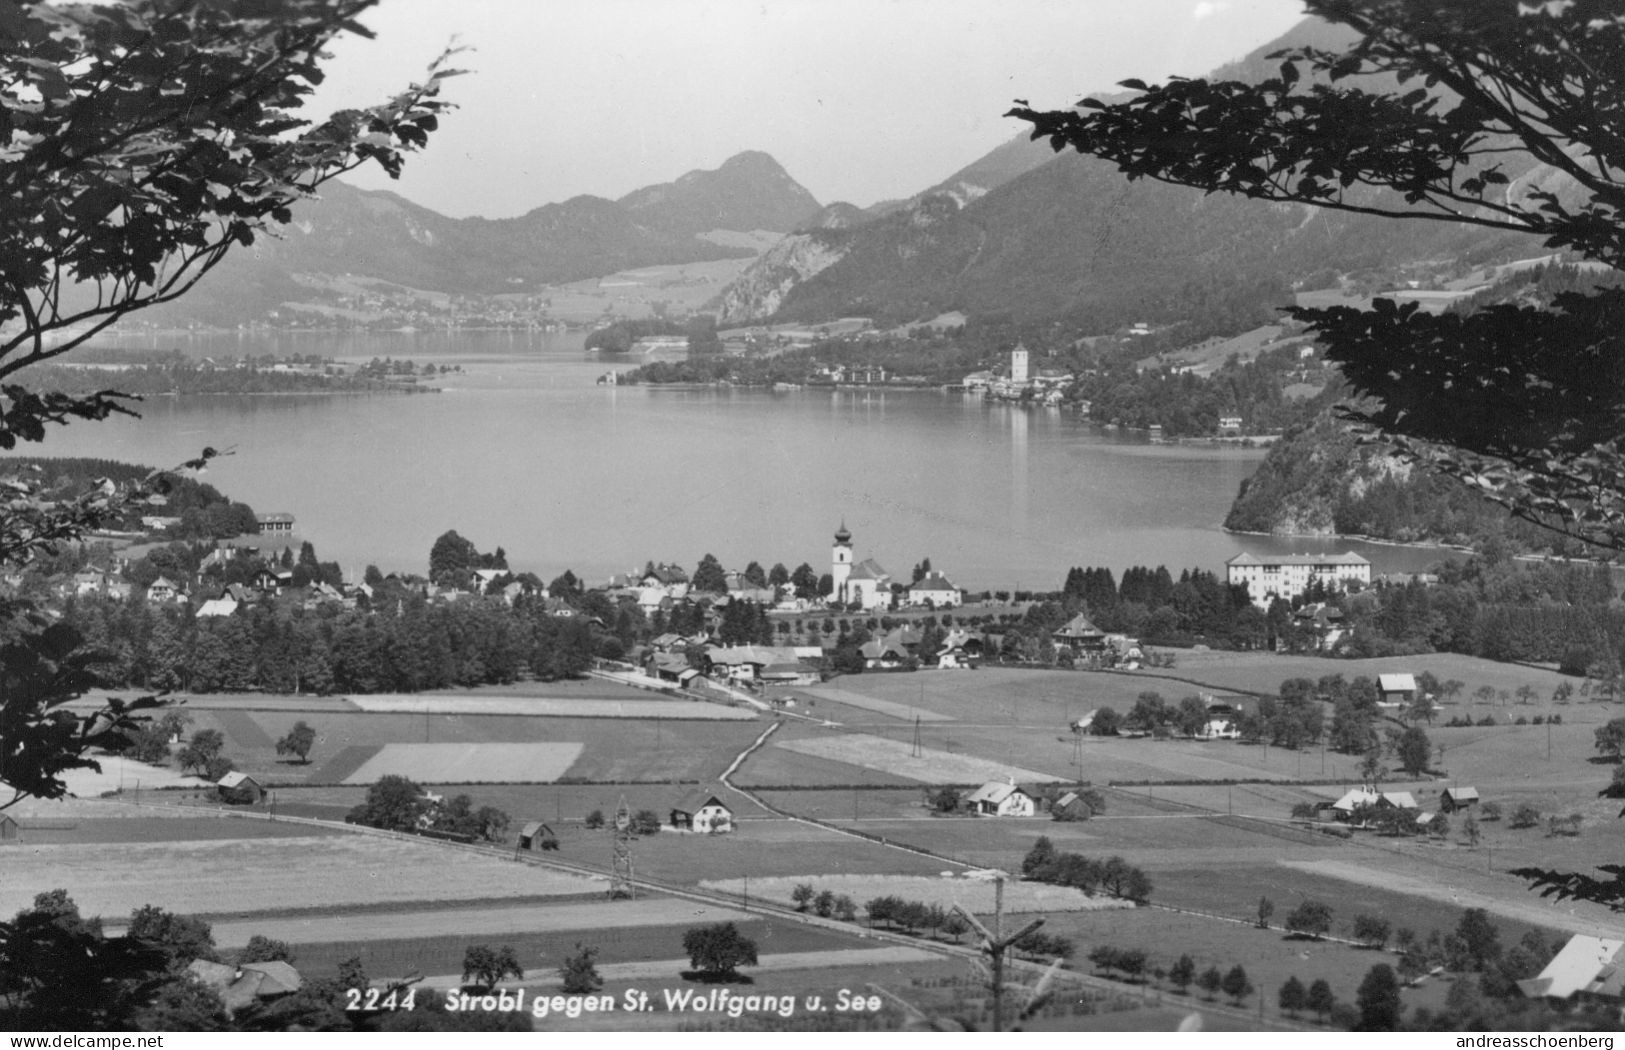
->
[712,18,1550,331]
[137,16,1553,330]
[135,151,826,327]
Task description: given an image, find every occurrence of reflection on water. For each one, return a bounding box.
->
[22,332,1459,588]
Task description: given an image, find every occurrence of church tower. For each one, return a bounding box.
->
[832,521,853,602]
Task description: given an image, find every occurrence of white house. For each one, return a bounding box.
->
[964,780,1036,817]
[1226,551,1372,609]
[907,571,962,608]
[671,792,733,833]
[146,576,182,604]
[1328,787,1420,820]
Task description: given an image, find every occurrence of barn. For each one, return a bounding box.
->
[517,821,558,851]
[1377,673,1418,705]
[0,814,18,842]
[1440,786,1480,813]
[216,771,265,805]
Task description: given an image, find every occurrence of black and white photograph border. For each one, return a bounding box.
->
[2,0,1624,1039]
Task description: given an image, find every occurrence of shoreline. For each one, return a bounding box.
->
[1223,526,1476,556]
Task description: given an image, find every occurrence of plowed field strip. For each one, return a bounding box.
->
[309,744,381,784]
[214,710,275,748]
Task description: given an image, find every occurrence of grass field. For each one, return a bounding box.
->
[583,819,953,886]
[284,912,867,979]
[0,835,606,919]
[733,742,927,788]
[773,734,1064,785]
[798,684,955,722]
[1163,651,1577,701]
[825,810,1338,872]
[8,815,344,845]
[1034,905,1458,1023]
[699,874,1133,914]
[341,743,585,784]
[208,899,758,950]
[349,694,756,719]
[183,710,767,785]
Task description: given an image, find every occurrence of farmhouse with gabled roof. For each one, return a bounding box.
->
[1519,935,1625,1007]
[671,791,733,833]
[964,780,1036,817]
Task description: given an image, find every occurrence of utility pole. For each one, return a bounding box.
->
[951,875,1044,1034]
[609,795,635,900]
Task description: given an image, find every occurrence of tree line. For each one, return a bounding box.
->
[52,589,597,695]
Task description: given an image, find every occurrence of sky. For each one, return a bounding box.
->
[310,0,1307,219]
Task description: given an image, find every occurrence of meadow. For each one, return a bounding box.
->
[284,913,870,979]
[0,835,606,919]
[184,709,768,785]
[697,874,1133,914]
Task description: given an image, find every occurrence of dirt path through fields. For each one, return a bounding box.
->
[1279,858,1625,938]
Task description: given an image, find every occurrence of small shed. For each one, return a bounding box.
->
[216,771,265,805]
[1440,786,1480,813]
[517,821,558,851]
[1051,791,1093,821]
[671,792,733,833]
[0,813,18,842]
[1377,673,1418,705]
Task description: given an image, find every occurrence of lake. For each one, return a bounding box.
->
[23,331,1455,590]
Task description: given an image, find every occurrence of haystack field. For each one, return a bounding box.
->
[774,734,1064,784]
[0,835,605,919]
[340,742,584,784]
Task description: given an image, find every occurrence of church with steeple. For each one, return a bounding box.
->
[831,521,892,611]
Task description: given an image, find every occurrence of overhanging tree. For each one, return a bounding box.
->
[1009,0,1625,918]
[1009,1,1625,552]
[0,0,456,815]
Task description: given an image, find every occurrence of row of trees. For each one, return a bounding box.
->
[1020,838,1151,903]
[790,883,858,921]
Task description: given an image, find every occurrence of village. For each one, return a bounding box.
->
[9,490,1625,1032]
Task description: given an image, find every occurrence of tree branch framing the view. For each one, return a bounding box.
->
[1009,0,1625,553]
[0,0,456,818]
[0,0,461,397]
